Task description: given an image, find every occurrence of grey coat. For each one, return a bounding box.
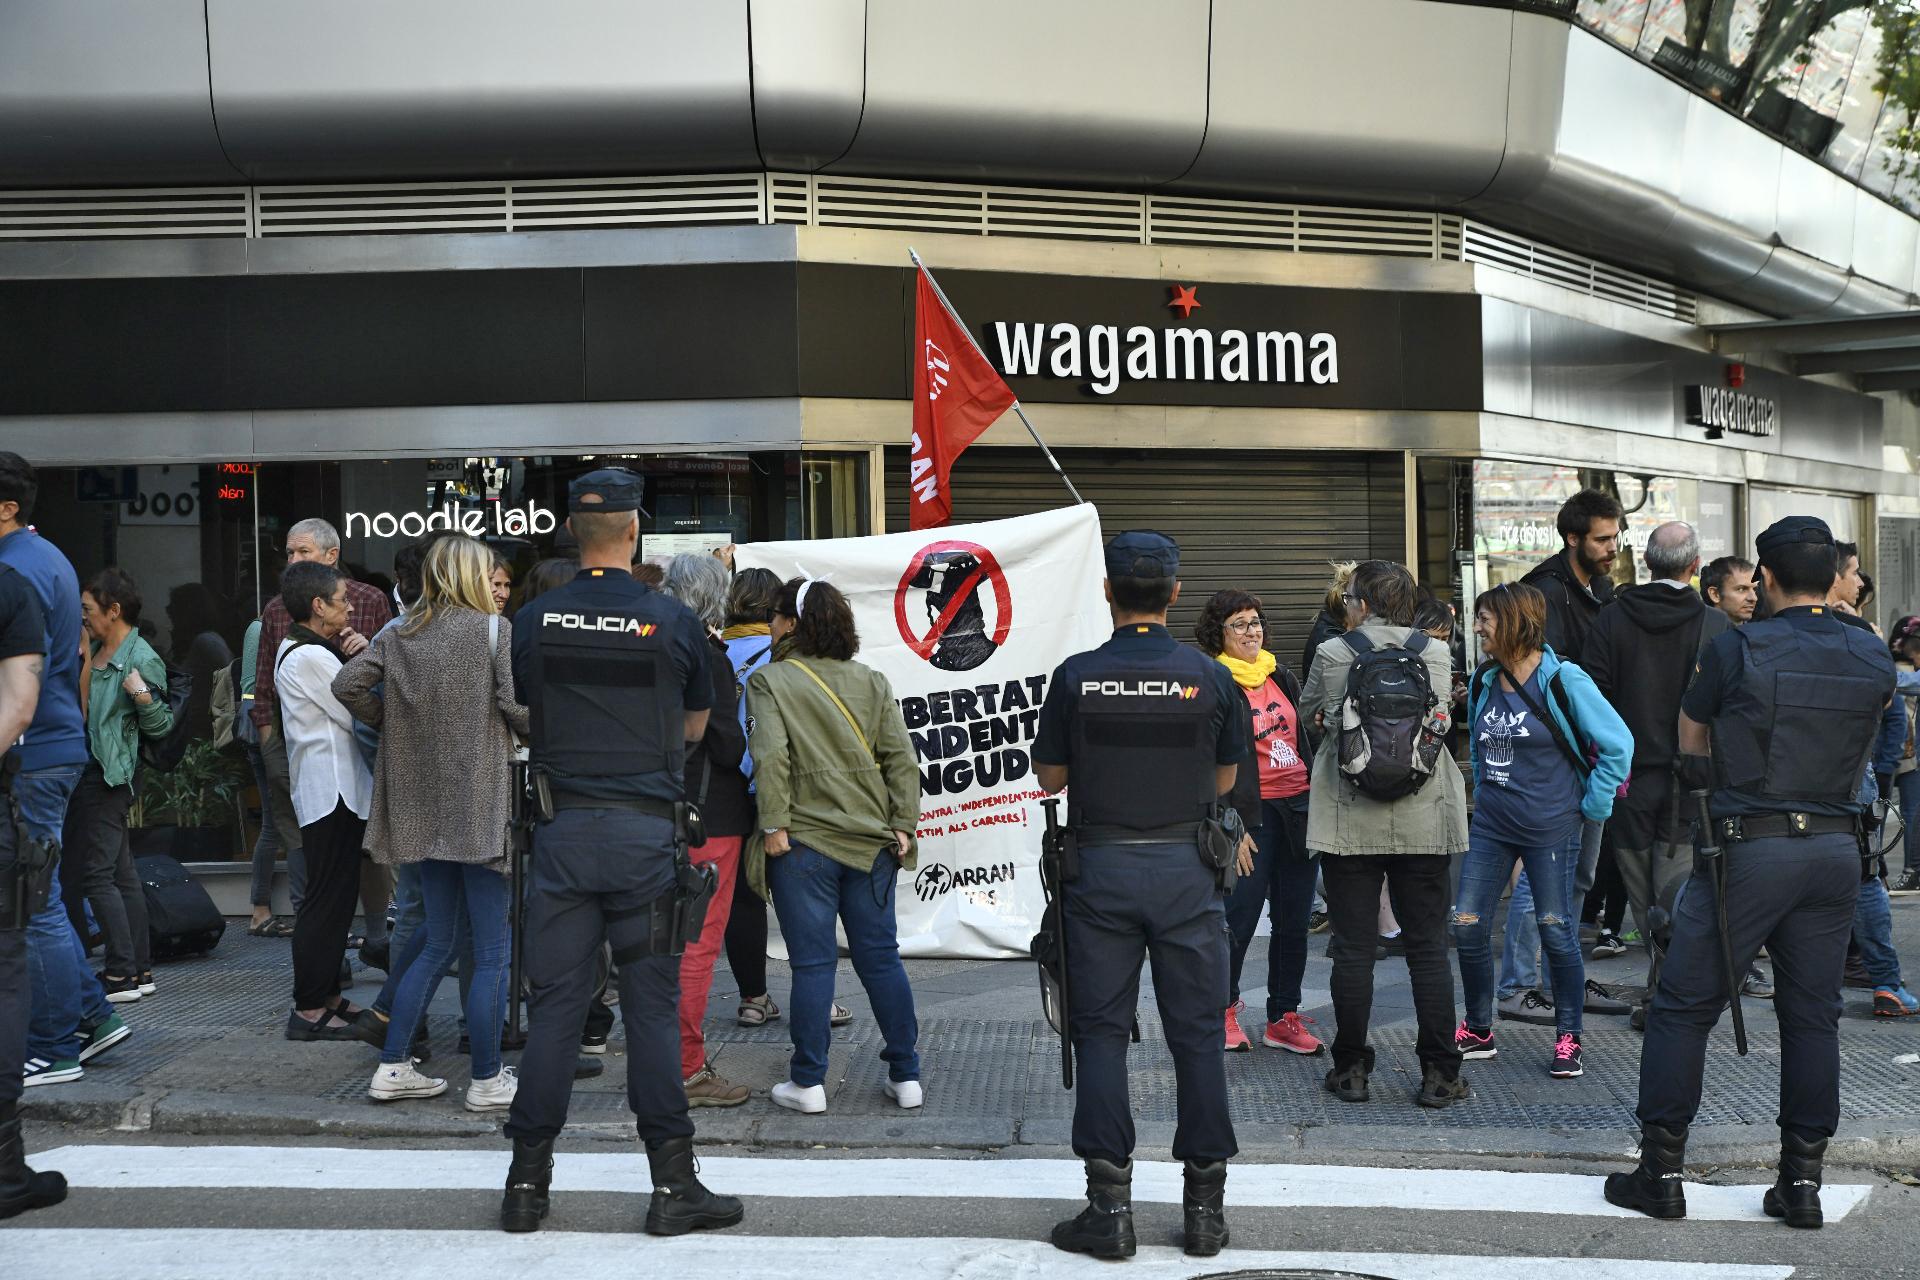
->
[332,608,530,870]
[1297,619,1468,858]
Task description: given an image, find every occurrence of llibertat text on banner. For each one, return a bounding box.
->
[908,266,1017,531]
[737,504,1109,957]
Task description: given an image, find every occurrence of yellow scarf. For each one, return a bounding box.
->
[721,623,770,641]
[1216,649,1277,689]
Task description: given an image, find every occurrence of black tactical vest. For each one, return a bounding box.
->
[1709,613,1893,805]
[528,592,681,794]
[1068,646,1221,831]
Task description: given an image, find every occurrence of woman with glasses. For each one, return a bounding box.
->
[1197,590,1323,1056]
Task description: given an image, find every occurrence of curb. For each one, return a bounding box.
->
[26,1085,1920,1167]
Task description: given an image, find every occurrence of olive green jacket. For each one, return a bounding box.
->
[87,631,173,788]
[743,654,920,899]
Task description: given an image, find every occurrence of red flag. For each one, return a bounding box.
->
[909,267,1016,530]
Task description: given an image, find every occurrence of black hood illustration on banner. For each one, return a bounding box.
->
[907,550,1000,672]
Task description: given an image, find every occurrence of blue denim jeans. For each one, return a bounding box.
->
[19,763,109,1063]
[765,841,920,1088]
[1454,824,1586,1036]
[372,862,427,1015]
[1224,799,1318,1020]
[244,742,283,908]
[1497,871,1540,999]
[1854,874,1902,990]
[381,860,511,1080]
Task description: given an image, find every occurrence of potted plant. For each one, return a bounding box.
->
[129,739,248,861]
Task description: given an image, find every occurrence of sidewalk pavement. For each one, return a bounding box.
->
[23,891,1920,1169]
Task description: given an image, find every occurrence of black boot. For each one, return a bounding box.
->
[1763,1130,1827,1229]
[1604,1121,1688,1219]
[0,1105,67,1221]
[1050,1156,1137,1259]
[1182,1159,1229,1257]
[643,1135,744,1236]
[499,1136,553,1233]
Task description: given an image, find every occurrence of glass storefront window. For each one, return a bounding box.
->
[1469,459,1740,590]
[26,447,866,865]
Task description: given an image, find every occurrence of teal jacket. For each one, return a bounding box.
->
[1466,646,1633,823]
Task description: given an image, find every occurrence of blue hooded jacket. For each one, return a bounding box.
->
[1466,645,1634,823]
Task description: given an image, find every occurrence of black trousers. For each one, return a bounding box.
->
[1582,831,1629,933]
[1639,830,1857,1139]
[62,762,147,978]
[290,802,367,1011]
[1321,853,1461,1077]
[723,866,769,1001]
[1064,842,1236,1165]
[505,807,692,1146]
[1,810,24,1110]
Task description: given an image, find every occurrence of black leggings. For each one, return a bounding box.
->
[723,868,768,1000]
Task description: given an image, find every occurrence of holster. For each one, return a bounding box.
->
[1198,804,1245,892]
[647,803,715,956]
[0,767,58,930]
[529,765,555,824]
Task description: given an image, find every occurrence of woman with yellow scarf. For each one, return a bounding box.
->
[1197,589,1323,1057]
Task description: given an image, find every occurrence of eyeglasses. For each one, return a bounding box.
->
[1225,618,1265,634]
[1342,592,1361,604]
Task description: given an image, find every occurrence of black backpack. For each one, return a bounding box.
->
[1335,630,1446,800]
[137,662,195,774]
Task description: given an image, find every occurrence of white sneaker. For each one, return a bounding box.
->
[884,1079,923,1110]
[771,1080,827,1114]
[465,1066,519,1113]
[368,1060,447,1102]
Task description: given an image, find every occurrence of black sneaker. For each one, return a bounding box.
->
[1375,933,1407,958]
[1591,929,1627,959]
[580,1031,609,1055]
[100,975,141,1004]
[1891,866,1920,896]
[1549,1032,1584,1079]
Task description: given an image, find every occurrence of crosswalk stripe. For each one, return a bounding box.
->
[0,1229,1799,1280]
[34,1144,1873,1223]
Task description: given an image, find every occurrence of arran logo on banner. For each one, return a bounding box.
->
[543,613,657,637]
[896,540,1013,673]
[989,284,1339,397]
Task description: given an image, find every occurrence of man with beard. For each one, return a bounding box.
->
[1701,556,1758,625]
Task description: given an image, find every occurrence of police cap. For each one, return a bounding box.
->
[1754,515,1833,560]
[569,468,646,514]
[1105,530,1180,580]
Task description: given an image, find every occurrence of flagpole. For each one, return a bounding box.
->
[909,247,1085,507]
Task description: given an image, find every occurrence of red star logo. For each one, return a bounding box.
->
[1167,284,1201,319]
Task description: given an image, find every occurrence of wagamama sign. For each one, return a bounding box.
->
[988,284,1340,396]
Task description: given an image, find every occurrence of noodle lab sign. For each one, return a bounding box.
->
[345,501,558,540]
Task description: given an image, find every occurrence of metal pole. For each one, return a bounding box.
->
[910,247,1086,507]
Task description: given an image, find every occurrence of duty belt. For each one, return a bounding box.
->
[550,794,677,820]
[1717,812,1860,843]
[1078,821,1199,847]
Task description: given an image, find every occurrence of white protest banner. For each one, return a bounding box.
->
[737,503,1108,957]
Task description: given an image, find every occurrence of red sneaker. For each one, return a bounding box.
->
[1261,1011,1324,1055]
[1223,1003,1251,1052]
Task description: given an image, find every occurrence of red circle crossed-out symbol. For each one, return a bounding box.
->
[895,540,1014,662]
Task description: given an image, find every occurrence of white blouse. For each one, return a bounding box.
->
[275,638,372,828]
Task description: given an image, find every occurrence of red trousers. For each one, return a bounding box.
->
[679,835,742,1079]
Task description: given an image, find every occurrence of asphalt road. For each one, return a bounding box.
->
[6,1130,1916,1279]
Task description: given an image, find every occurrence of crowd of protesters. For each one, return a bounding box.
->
[2,443,1914,1134]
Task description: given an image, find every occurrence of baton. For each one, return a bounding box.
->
[1692,789,1747,1057]
[503,752,531,1051]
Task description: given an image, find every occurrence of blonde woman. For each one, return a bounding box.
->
[334,536,530,1110]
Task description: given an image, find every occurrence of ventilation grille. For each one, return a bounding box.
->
[0,171,1697,322]
[1458,219,1696,322]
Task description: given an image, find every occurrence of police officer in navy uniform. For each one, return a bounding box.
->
[1033,531,1247,1260]
[1606,516,1894,1229]
[499,469,742,1237]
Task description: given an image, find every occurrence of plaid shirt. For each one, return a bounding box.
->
[249,575,394,730]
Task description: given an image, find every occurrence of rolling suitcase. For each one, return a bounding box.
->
[137,853,226,959]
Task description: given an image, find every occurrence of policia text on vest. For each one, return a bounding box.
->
[1605,515,1895,1231]
[1030,531,1248,1261]
[497,468,744,1239]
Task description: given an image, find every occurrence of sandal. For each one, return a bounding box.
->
[830,1002,854,1028]
[248,917,295,938]
[737,995,780,1027]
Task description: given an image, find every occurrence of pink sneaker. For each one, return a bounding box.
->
[1223,1003,1251,1052]
[1454,1021,1497,1060]
[1262,1011,1324,1055]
